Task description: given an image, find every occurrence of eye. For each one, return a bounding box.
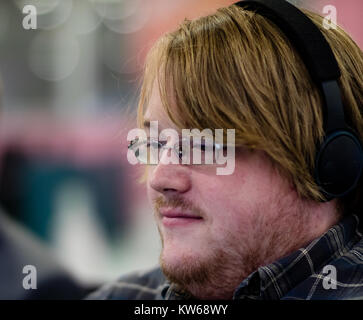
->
[198,142,215,152]
[147,139,162,150]
[177,145,186,159]
[195,143,205,152]
[178,140,193,160]
[199,143,210,152]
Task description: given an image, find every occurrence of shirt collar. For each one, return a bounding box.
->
[161,282,194,300]
[233,214,362,299]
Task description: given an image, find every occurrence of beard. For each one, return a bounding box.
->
[152,193,318,300]
[159,230,258,300]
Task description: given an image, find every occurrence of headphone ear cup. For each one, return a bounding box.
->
[315,131,363,199]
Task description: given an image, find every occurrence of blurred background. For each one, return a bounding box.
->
[0,0,361,289]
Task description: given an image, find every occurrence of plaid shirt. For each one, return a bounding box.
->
[87,214,363,300]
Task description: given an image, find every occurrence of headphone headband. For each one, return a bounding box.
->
[235,0,340,82]
[233,0,363,199]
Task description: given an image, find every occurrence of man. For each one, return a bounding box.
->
[88,1,363,300]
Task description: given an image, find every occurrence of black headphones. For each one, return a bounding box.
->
[234,0,363,201]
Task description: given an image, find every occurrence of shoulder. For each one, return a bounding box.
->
[285,236,363,300]
[325,236,363,299]
[86,266,167,300]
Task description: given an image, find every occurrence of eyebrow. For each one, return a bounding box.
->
[142,118,180,134]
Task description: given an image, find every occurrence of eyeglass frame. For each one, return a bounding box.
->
[128,136,229,165]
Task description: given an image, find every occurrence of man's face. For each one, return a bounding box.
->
[144,84,314,299]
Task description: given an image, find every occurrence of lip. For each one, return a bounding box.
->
[160,209,203,227]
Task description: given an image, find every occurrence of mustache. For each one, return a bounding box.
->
[153,196,205,218]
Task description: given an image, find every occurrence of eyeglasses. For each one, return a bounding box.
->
[128,137,227,165]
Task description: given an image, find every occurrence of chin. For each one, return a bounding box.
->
[160,240,220,283]
[161,241,202,265]
[160,251,208,288]
[159,235,248,300]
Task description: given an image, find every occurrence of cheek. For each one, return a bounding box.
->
[192,173,252,228]
[199,164,273,208]
[195,157,283,228]
[229,153,284,201]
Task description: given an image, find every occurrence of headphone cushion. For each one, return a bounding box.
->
[315,131,363,198]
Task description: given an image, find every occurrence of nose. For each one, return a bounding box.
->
[148,155,192,195]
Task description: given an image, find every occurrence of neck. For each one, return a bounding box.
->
[189,199,341,299]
